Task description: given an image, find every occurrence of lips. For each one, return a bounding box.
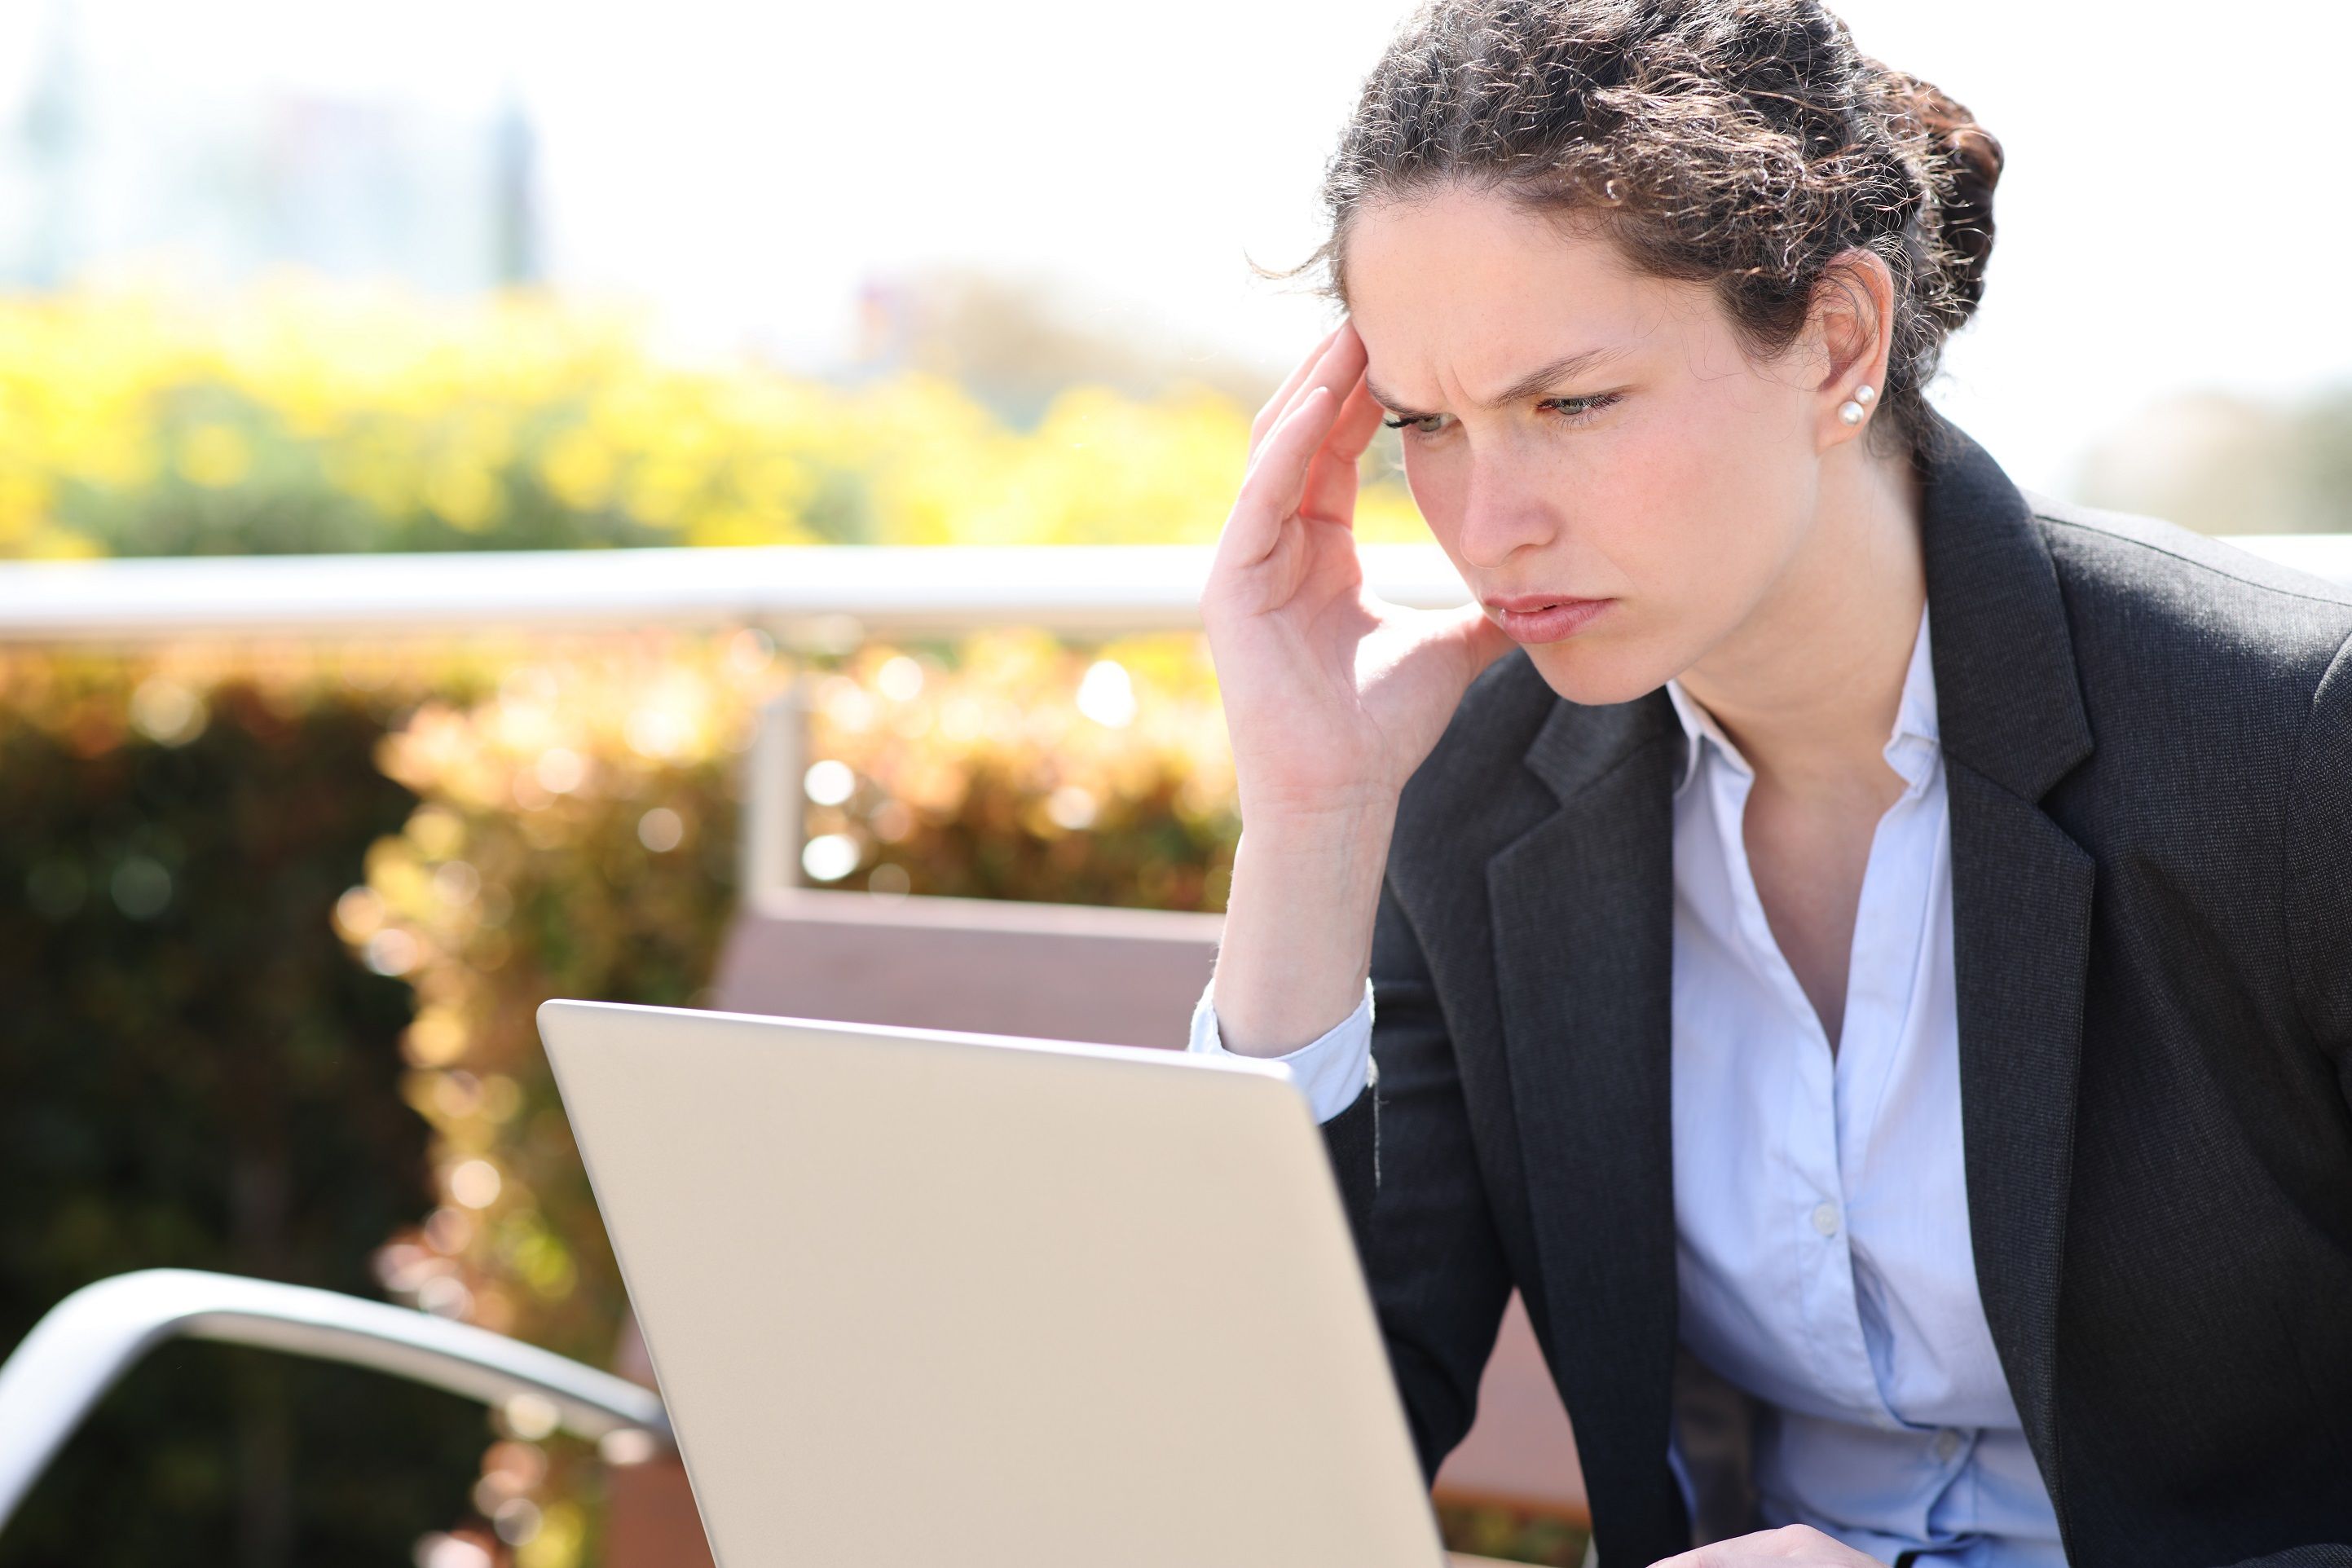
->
[1485,597,1613,645]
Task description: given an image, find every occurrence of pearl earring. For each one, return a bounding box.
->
[1838,383,1876,426]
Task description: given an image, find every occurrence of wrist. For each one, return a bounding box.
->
[1229,810,1398,916]
[1235,788,1400,848]
[1211,805,1395,1057]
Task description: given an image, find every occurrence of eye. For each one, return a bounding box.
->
[1381,391,1624,439]
[1539,392,1623,425]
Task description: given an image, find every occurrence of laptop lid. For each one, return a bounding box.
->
[537,998,1447,1568]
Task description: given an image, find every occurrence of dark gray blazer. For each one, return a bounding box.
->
[1322,406,2352,1568]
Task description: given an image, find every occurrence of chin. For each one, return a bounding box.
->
[1523,639,1676,708]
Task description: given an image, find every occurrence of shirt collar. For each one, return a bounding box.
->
[1664,605,1939,798]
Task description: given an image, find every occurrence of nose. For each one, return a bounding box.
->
[1452,452,1562,574]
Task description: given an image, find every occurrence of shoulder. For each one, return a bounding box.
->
[2023,492,2352,901]
[2022,494,2352,794]
[2024,491,2352,680]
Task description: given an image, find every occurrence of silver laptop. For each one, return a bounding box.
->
[537,998,1449,1568]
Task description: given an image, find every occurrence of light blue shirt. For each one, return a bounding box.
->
[1190,606,2065,1565]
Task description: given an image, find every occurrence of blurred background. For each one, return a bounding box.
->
[3,2,2348,1565]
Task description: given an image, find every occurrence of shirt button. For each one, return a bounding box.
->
[1810,1201,1841,1237]
[1934,1428,1963,1462]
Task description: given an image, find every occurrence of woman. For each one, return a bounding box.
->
[1186,3,2352,1566]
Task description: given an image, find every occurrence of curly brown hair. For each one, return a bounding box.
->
[1284,0,2005,466]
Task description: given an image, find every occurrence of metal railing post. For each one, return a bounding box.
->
[741,676,809,899]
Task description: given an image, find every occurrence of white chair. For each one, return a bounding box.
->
[0,1268,672,1536]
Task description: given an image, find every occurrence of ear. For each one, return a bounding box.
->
[1804,248,1898,447]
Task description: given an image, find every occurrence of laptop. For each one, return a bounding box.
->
[536,998,1450,1568]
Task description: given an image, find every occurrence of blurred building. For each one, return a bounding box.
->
[1,0,539,293]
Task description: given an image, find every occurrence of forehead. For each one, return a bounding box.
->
[1342,187,1716,399]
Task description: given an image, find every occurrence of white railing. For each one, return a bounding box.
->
[5,536,2347,897]
[0,543,1477,644]
[4,537,2345,645]
[0,543,1487,900]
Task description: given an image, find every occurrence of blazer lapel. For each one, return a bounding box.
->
[1488,691,1689,1563]
[1914,409,2098,1517]
[1943,766,2093,1482]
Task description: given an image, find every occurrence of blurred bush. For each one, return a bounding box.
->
[0,283,1427,560]
[1434,1501,1589,1567]
[793,631,1237,908]
[0,623,1236,1564]
[0,650,485,1566]
[341,633,760,1567]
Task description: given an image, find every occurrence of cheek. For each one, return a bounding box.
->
[1599,399,1800,591]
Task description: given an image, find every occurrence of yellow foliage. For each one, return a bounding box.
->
[176,424,253,488]
[0,280,1434,556]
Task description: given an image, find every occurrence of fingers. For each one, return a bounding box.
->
[1298,371,1387,523]
[1647,1526,1888,1568]
[1220,385,1345,568]
[1241,319,1373,453]
[1251,322,1346,448]
[1326,368,1388,461]
[1222,319,1373,574]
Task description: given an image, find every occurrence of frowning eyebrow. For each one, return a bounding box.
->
[1364,343,1635,419]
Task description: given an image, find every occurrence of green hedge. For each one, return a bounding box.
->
[0,664,483,1566]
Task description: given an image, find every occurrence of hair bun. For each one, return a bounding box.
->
[1876,67,2004,319]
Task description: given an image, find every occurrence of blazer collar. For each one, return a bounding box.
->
[1522,678,1680,805]
[1911,407,2092,802]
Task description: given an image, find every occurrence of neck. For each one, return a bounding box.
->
[1672,438,1927,794]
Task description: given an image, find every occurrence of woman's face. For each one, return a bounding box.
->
[1345,185,1839,707]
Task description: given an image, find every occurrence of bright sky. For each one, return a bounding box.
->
[6,0,2347,499]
